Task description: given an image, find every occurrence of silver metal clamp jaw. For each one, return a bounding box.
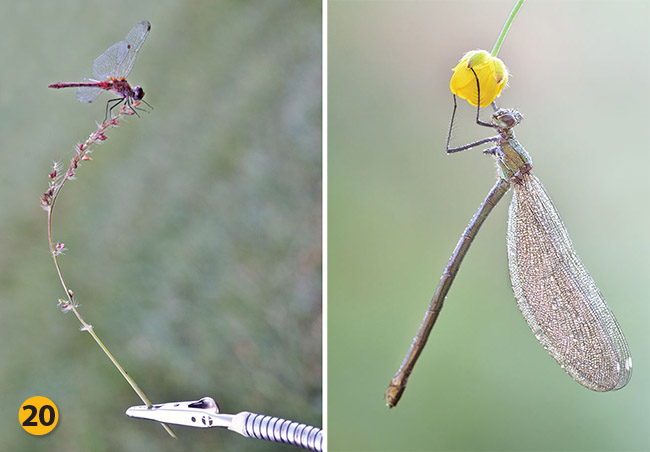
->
[126,397,322,452]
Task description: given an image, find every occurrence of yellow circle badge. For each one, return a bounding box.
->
[19,396,59,435]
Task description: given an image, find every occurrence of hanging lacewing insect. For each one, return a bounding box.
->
[386,68,632,408]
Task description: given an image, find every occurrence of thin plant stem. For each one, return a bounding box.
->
[43,105,177,439]
[491,0,525,57]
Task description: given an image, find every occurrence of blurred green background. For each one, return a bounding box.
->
[1,1,321,451]
[329,1,648,451]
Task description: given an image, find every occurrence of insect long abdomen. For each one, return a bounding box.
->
[48,82,111,89]
[507,173,631,391]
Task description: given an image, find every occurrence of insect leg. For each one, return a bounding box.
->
[471,68,494,128]
[105,97,125,122]
[446,95,499,154]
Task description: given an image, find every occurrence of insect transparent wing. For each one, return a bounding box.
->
[115,20,151,79]
[92,41,130,80]
[77,79,103,103]
[77,86,103,103]
[507,173,631,391]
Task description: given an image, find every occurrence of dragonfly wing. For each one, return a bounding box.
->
[115,20,151,79]
[92,41,129,80]
[507,173,631,391]
[77,85,103,103]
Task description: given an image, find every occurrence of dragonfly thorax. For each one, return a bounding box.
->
[492,108,523,130]
[486,109,532,184]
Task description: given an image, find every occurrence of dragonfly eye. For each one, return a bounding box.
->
[501,114,516,127]
[133,86,145,100]
[493,109,522,129]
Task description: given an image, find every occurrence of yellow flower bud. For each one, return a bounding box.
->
[449,50,508,107]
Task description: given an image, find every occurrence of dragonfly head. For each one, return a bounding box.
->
[492,109,523,130]
[133,86,145,101]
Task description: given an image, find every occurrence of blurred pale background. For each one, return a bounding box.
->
[1,2,321,451]
[329,1,648,451]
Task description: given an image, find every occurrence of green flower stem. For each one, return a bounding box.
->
[491,0,525,57]
[84,327,178,439]
[46,114,177,439]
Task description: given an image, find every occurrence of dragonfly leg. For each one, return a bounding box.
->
[446,136,500,154]
[105,97,125,122]
[446,97,498,154]
[138,99,154,111]
[125,97,141,118]
[445,72,500,154]
[131,98,153,116]
[471,68,494,128]
[445,94,459,151]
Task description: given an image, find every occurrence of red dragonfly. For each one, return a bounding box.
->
[49,20,151,120]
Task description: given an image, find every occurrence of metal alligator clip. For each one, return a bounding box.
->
[126,397,322,451]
